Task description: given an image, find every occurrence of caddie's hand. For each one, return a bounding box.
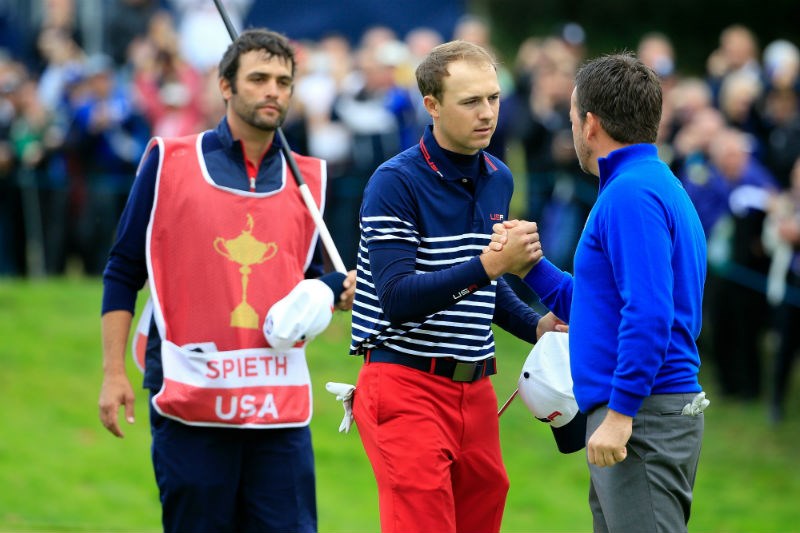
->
[336,270,357,311]
[98,372,136,438]
[536,311,568,339]
[587,409,632,467]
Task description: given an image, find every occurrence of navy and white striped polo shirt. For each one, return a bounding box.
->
[350,126,515,362]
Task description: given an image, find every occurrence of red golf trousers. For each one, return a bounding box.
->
[353,360,509,533]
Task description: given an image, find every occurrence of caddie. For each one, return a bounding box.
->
[98,28,355,532]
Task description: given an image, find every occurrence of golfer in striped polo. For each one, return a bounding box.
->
[349,40,563,533]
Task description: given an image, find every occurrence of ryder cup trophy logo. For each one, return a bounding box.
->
[213,214,277,329]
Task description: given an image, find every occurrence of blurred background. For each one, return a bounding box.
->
[1,0,800,531]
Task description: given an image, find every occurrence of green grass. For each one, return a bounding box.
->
[1,278,799,532]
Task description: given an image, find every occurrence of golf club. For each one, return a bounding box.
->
[212,0,346,274]
[498,387,518,417]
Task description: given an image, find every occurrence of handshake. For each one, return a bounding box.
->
[480,220,543,280]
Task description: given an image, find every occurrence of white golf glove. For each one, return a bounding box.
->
[325,382,355,433]
[681,391,710,416]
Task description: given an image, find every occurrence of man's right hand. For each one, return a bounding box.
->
[480,219,542,279]
[100,310,136,438]
[536,311,568,339]
[99,371,136,438]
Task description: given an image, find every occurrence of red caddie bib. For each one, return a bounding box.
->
[144,133,325,428]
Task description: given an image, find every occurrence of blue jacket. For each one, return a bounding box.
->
[525,144,707,416]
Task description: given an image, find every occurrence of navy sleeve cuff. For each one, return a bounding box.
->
[318,271,346,305]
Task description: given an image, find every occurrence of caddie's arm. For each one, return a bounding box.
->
[97,143,157,439]
[309,241,355,311]
[316,270,356,311]
[99,310,136,438]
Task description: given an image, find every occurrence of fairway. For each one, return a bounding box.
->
[1,278,799,532]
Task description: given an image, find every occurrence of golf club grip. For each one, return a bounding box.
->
[212,0,347,274]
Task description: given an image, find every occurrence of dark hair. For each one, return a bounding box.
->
[218,28,295,89]
[415,40,496,102]
[574,52,662,144]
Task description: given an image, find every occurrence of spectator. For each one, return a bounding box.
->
[35,27,85,113]
[0,59,27,275]
[168,0,253,73]
[65,53,150,275]
[763,157,800,422]
[683,128,778,400]
[762,38,800,93]
[293,34,357,268]
[718,70,766,155]
[638,32,679,150]
[638,31,678,91]
[759,39,800,188]
[328,30,417,268]
[0,2,25,61]
[129,9,204,138]
[404,27,443,138]
[673,106,726,186]
[10,74,71,275]
[707,24,761,108]
[512,36,585,271]
[104,0,161,69]
[27,0,83,73]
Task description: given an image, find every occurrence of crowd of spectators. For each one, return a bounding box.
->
[1,2,798,421]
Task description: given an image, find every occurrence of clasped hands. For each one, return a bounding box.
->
[481,220,566,338]
[480,219,543,280]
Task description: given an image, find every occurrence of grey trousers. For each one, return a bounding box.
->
[587,393,704,533]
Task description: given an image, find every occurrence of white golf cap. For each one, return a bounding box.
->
[263,279,334,350]
[518,331,586,454]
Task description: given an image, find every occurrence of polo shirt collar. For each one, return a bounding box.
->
[213,116,285,159]
[419,125,498,181]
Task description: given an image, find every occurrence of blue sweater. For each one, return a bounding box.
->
[350,125,541,360]
[524,144,707,416]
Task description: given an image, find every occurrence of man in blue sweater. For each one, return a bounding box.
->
[493,53,708,533]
